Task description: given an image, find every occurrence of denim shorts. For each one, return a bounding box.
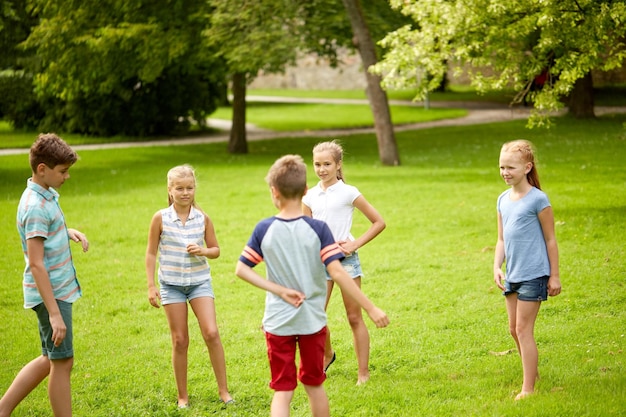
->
[503,276,549,301]
[33,300,74,360]
[325,252,363,281]
[159,280,215,305]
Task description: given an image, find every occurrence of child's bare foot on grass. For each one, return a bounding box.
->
[515,391,534,401]
[356,373,370,386]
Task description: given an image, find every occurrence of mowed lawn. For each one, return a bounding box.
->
[0,113,624,416]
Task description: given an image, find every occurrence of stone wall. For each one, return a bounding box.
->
[249,51,626,90]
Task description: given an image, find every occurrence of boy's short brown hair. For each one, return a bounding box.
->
[29,133,78,173]
[265,155,307,199]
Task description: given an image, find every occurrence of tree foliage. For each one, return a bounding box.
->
[373,0,626,126]
[204,0,304,152]
[17,0,226,136]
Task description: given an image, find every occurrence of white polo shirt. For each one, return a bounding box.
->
[302,180,361,242]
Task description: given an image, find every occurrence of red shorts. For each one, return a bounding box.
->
[265,326,327,391]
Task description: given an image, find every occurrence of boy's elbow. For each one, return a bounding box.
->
[234,261,246,278]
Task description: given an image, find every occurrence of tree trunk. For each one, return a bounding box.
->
[228,72,248,154]
[568,71,595,119]
[342,0,400,166]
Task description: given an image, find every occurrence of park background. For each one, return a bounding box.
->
[1,96,625,415]
[1,0,625,416]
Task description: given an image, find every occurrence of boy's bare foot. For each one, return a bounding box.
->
[515,391,534,401]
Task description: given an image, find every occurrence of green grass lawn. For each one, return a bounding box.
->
[210,102,467,131]
[0,103,467,149]
[0,113,625,416]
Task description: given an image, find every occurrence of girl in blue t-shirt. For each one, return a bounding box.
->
[493,140,562,400]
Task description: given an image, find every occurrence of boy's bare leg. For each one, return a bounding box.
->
[0,355,50,417]
[323,281,335,369]
[49,357,73,417]
[271,390,294,417]
[303,384,329,417]
[340,278,370,385]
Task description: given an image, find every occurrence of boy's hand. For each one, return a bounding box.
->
[50,314,67,347]
[68,228,89,252]
[280,289,306,308]
[366,306,389,328]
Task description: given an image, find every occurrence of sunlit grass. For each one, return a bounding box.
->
[0,112,624,416]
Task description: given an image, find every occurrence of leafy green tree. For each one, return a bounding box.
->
[204,0,305,153]
[0,0,41,124]
[20,0,226,136]
[342,0,399,165]
[373,0,626,126]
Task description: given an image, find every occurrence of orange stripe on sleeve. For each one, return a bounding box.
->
[241,246,263,264]
[320,243,342,263]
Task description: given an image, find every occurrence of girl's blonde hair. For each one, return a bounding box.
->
[167,164,198,207]
[312,140,345,181]
[501,139,541,190]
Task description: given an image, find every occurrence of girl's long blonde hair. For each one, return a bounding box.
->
[501,139,541,190]
[167,164,199,207]
[313,140,345,181]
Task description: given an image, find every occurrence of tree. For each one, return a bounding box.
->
[342,0,399,166]
[19,0,226,136]
[373,0,626,126]
[205,0,303,153]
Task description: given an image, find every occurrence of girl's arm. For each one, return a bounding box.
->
[340,195,386,254]
[538,206,561,296]
[493,212,506,291]
[235,261,306,307]
[302,203,312,217]
[145,212,162,308]
[188,213,220,259]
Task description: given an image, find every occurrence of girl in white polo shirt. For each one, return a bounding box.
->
[302,140,386,385]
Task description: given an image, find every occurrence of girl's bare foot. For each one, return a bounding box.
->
[515,390,534,401]
[356,373,370,386]
[219,391,233,404]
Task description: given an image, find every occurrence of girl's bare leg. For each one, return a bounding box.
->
[164,302,190,407]
[505,294,541,400]
[190,297,232,403]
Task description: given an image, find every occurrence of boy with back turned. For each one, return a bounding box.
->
[0,133,89,417]
[235,154,389,417]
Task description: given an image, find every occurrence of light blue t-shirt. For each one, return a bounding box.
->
[497,187,551,283]
[239,216,344,336]
[17,179,82,308]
